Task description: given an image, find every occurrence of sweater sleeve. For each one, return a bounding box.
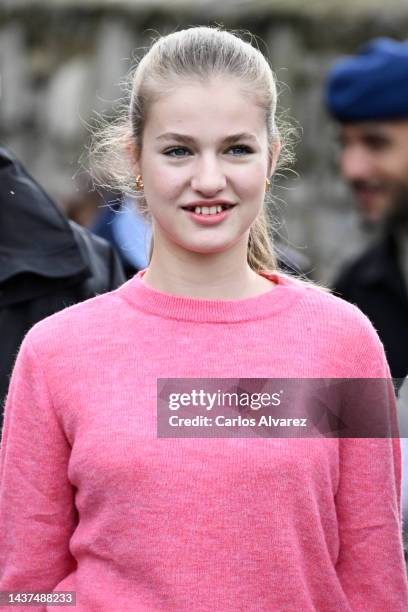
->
[335,326,408,610]
[0,332,76,610]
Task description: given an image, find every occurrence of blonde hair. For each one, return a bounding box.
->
[90,26,308,279]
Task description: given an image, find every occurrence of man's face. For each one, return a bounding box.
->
[338,120,408,225]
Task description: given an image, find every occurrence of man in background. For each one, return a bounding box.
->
[326,41,408,554]
[0,147,125,428]
[325,38,408,383]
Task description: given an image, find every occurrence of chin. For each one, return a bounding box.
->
[357,194,392,221]
[178,238,239,255]
[186,245,232,255]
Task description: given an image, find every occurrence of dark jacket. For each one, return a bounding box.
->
[0,147,125,419]
[333,231,408,380]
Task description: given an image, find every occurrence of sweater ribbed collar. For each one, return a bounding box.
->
[118,269,304,323]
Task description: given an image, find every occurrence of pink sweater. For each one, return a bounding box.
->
[0,270,407,611]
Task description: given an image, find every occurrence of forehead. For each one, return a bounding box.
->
[145,77,266,137]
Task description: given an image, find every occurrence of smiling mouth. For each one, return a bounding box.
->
[354,187,385,204]
[181,204,236,215]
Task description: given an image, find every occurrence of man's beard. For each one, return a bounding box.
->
[359,215,383,233]
[386,183,408,233]
[355,181,408,235]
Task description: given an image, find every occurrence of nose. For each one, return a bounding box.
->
[190,153,227,195]
[340,145,374,183]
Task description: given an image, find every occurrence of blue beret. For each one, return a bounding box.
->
[325,38,408,121]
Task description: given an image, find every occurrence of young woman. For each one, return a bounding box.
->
[0,26,407,611]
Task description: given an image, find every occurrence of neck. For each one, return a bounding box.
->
[142,236,275,300]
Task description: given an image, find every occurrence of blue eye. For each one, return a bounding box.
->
[164,147,191,157]
[228,145,253,155]
[163,144,253,157]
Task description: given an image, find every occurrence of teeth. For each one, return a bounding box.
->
[192,205,227,215]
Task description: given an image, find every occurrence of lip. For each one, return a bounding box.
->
[180,200,237,226]
[354,188,383,207]
[181,199,236,209]
[182,206,235,226]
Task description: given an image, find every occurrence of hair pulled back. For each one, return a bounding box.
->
[91,25,290,273]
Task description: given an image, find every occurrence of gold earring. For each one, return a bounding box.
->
[135,174,144,190]
[265,177,271,190]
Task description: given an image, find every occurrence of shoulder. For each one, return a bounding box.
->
[69,221,126,290]
[334,252,371,288]
[333,237,389,290]
[25,285,124,354]
[277,272,367,323]
[294,275,378,330]
[277,273,389,376]
[69,220,112,255]
[9,282,140,404]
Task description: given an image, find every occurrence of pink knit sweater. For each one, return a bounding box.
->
[0,270,407,611]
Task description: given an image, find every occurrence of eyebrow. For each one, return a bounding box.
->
[156,132,258,145]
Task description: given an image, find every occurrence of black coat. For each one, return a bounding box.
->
[333,231,408,381]
[0,147,125,419]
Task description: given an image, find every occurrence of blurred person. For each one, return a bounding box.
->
[326,40,408,553]
[0,147,125,426]
[0,27,406,611]
[326,38,408,381]
[91,194,153,278]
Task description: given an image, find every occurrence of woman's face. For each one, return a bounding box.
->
[134,76,278,257]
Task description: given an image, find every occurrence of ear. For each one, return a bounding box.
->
[126,140,141,176]
[267,138,281,177]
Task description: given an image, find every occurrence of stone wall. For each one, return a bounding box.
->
[1,1,408,282]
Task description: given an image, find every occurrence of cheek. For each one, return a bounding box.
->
[145,178,179,208]
[386,156,408,182]
[375,147,407,179]
[152,166,187,197]
[237,167,267,200]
